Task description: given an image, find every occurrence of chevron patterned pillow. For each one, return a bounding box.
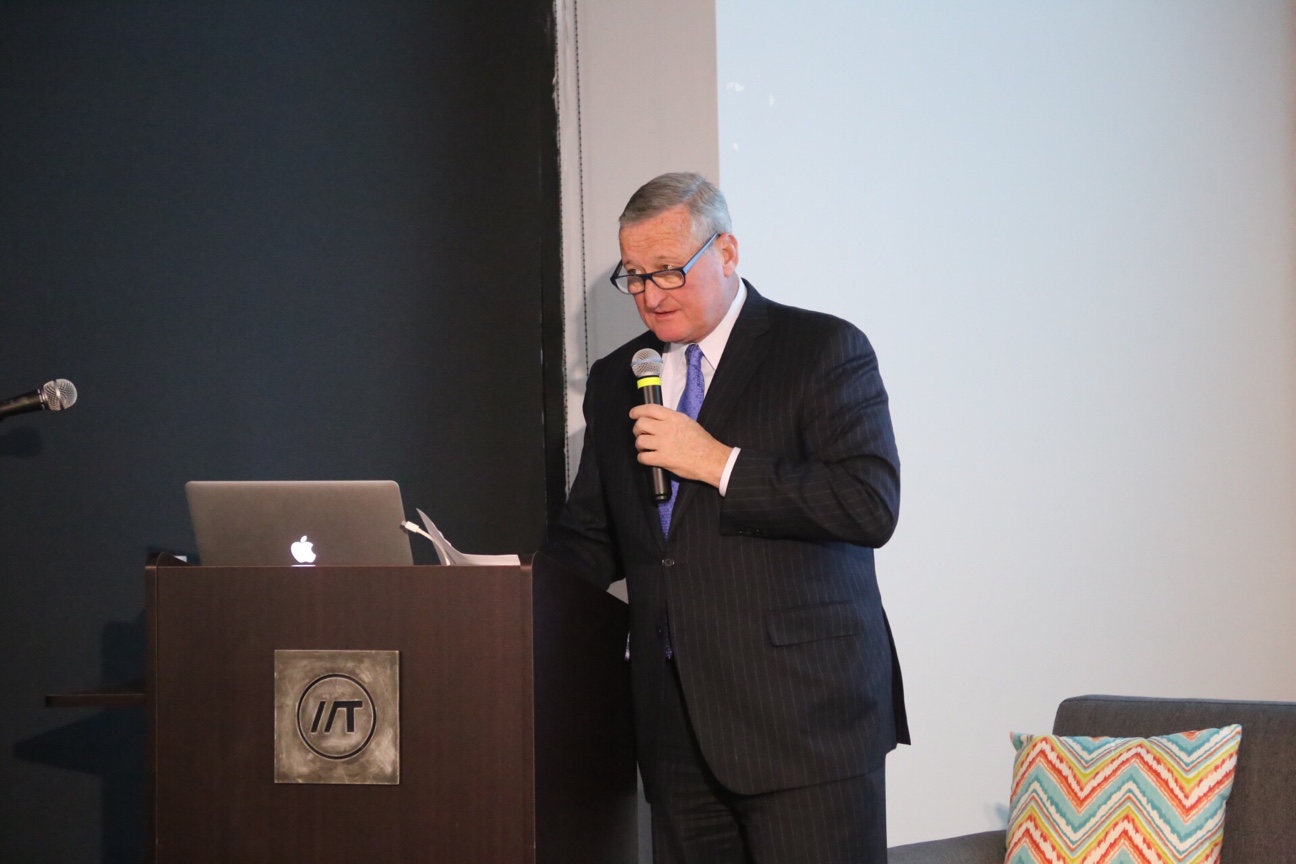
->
[1005,725,1242,864]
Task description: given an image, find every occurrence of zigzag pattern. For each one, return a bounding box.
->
[1005,725,1242,864]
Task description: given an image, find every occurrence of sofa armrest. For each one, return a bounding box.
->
[888,829,1004,864]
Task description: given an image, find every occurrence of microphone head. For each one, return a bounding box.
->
[631,349,664,379]
[41,379,77,411]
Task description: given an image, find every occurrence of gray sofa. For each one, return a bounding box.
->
[888,694,1296,864]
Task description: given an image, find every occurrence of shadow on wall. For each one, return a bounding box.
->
[13,616,146,863]
[0,425,42,459]
[565,262,643,466]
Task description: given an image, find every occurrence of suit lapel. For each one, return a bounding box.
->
[668,282,771,533]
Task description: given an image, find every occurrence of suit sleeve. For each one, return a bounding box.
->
[719,322,900,547]
[537,360,624,590]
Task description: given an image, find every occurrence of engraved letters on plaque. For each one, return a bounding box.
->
[274,650,400,785]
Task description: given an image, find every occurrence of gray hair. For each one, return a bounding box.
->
[619,172,733,240]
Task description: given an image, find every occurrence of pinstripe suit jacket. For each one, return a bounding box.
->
[543,282,907,800]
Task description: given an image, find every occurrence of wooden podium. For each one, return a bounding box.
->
[138,555,636,863]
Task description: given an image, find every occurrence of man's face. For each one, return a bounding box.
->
[619,205,739,345]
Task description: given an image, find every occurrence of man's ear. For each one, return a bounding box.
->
[719,233,739,276]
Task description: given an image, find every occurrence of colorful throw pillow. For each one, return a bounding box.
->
[1005,725,1242,864]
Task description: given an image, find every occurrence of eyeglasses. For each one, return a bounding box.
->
[610,233,720,295]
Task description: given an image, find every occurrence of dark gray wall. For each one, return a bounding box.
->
[0,2,560,860]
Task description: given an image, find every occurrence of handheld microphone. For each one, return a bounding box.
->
[631,349,670,503]
[0,379,78,422]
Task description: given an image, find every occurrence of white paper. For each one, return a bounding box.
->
[401,509,521,566]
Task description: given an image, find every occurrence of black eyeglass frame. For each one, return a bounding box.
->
[609,233,721,295]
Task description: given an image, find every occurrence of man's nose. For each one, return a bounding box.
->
[641,281,669,307]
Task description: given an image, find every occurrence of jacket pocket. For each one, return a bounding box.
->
[767,601,867,646]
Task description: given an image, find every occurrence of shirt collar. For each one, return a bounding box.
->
[670,279,747,367]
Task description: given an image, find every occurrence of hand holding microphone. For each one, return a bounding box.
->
[631,349,670,502]
[629,350,731,493]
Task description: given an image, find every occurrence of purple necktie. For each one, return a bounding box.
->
[658,343,705,535]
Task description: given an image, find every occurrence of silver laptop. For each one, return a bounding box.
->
[186,480,414,566]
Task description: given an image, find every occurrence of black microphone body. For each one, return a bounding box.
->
[631,349,671,503]
[0,379,78,422]
[638,379,670,503]
[0,391,46,420]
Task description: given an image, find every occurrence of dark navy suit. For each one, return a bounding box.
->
[542,283,906,856]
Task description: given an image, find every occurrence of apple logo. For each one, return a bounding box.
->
[291,535,317,565]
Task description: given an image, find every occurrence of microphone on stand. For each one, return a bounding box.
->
[630,349,670,503]
[0,379,78,422]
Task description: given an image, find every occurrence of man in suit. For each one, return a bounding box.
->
[541,172,907,863]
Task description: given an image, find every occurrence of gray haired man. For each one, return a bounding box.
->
[542,172,907,863]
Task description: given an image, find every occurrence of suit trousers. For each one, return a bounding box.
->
[649,659,888,864]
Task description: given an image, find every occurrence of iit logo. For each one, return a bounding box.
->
[275,649,398,784]
[295,673,378,760]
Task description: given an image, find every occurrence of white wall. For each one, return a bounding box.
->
[556,0,719,490]
[716,0,1296,845]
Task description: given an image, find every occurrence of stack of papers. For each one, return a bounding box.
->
[401,509,521,566]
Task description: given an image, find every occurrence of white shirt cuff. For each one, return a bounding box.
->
[718,447,741,496]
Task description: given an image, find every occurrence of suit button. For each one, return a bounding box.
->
[662,558,675,567]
